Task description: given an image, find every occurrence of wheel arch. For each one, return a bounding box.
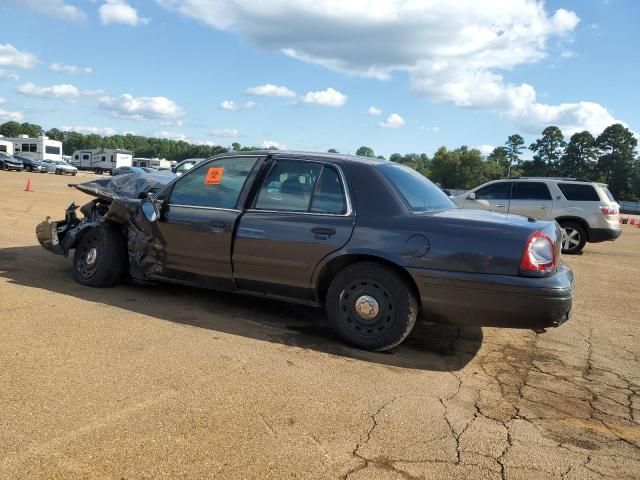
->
[314,253,421,306]
[555,216,590,242]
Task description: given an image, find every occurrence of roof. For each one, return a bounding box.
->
[216,149,389,166]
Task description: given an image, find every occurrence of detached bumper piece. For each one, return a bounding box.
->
[409,263,574,330]
[35,203,81,256]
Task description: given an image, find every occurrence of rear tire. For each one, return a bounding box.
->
[73,226,127,287]
[560,221,587,254]
[325,262,417,351]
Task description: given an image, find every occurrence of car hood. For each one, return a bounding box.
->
[70,172,173,201]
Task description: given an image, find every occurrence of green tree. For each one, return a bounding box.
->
[596,123,638,199]
[231,142,241,151]
[528,126,566,176]
[20,122,43,137]
[45,128,65,142]
[0,121,22,137]
[356,146,375,157]
[559,131,597,179]
[327,148,338,153]
[505,134,525,178]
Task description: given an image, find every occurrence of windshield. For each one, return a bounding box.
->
[378,164,455,213]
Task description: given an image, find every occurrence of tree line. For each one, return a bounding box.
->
[1,120,638,200]
[353,124,639,201]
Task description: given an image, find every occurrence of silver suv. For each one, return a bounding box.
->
[453,178,621,254]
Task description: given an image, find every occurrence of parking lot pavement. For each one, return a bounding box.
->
[1,170,639,480]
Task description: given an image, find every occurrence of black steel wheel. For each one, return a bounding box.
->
[326,262,417,351]
[73,226,127,287]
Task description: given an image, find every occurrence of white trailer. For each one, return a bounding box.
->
[71,148,133,174]
[133,157,172,170]
[0,138,14,155]
[7,135,62,161]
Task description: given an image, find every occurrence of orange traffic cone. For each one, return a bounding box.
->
[24,178,33,192]
[630,218,636,225]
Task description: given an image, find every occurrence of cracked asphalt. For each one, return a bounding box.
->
[1,171,639,479]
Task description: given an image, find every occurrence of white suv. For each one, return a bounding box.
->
[453,178,621,254]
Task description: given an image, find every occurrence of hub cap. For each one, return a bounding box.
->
[562,227,580,250]
[85,247,98,266]
[355,295,379,321]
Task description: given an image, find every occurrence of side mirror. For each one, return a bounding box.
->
[468,192,476,200]
[141,199,159,222]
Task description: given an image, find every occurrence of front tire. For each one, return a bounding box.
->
[560,221,587,254]
[326,262,417,351]
[73,226,127,287]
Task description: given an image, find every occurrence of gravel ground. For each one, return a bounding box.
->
[1,171,639,479]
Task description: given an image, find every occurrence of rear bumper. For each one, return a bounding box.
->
[589,227,621,243]
[408,263,574,329]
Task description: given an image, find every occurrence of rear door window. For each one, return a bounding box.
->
[310,166,347,214]
[602,187,616,202]
[475,182,512,200]
[558,183,600,201]
[255,160,322,212]
[169,156,258,209]
[511,182,552,200]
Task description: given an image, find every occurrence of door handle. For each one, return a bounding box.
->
[209,221,229,231]
[311,227,336,236]
[538,205,548,209]
[494,204,506,208]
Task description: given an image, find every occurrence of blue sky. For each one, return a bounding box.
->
[0,0,638,158]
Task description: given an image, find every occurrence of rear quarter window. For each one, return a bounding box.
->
[378,164,454,213]
[558,183,600,201]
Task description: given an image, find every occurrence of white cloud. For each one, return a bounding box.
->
[0,44,37,69]
[99,93,183,120]
[246,83,296,97]
[82,89,107,97]
[154,130,188,141]
[220,100,255,110]
[367,106,382,116]
[220,100,239,111]
[62,126,117,135]
[17,82,80,100]
[0,97,23,121]
[0,69,19,81]
[99,0,149,26]
[301,88,347,107]
[475,144,496,155]
[560,50,575,59]
[50,63,93,75]
[379,113,405,129]
[259,140,281,149]
[4,0,86,22]
[210,128,240,138]
[156,1,624,134]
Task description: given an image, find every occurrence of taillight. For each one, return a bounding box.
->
[520,231,556,273]
[600,205,618,216]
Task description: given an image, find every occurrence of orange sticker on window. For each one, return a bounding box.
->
[204,167,224,185]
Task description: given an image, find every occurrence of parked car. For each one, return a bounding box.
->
[36,152,574,351]
[111,166,146,176]
[14,155,47,173]
[172,158,205,176]
[42,159,78,176]
[452,177,621,254]
[0,153,24,171]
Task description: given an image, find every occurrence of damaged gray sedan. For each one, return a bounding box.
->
[36,152,574,351]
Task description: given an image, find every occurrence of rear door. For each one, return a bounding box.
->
[465,182,512,213]
[154,156,260,289]
[233,158,355,300]
[508,181,553,218]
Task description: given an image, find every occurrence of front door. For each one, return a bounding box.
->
[155,156,260,289]
[508,181,554,219]
[465,182,512,213]
[233,159,355,300]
